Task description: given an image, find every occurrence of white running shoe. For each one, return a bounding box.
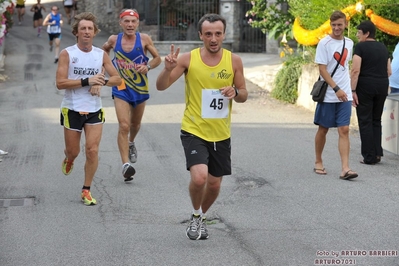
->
[122,163,136,182]
[186,214,201,240]
[129,142,137,163]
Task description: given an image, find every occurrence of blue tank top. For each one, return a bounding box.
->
[112,32,149,94]
[47,13,61,34]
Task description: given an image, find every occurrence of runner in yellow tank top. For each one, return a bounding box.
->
[181,48,234,141]
[15,0,26,25]
[156,13,248,240]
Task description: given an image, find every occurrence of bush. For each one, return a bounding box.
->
[0,0,15,45]
[271,53,311,103]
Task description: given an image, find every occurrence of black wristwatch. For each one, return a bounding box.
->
[234,87,239,97]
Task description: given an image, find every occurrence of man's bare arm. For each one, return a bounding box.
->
[156,45,187,91]
[231,54,248,103]
[103,53,122,86]
[142,34,161,69]
[102,35,117,55]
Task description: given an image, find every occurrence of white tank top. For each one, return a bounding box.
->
[61,44,104,112]
[64,0,74,6]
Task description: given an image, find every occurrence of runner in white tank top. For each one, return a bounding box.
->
[55,12,122,206]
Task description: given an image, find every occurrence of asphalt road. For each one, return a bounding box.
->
[1,1,399,266]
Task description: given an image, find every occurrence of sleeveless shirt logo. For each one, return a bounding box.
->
[71,57,79,64]
[115,59,136,70]
[73,67,99,75]
[217,69,232,80]
[113,52,148,90]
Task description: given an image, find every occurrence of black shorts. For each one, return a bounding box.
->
[180,130,231,177]
[48,33,61,41]
[16,4,25,8]
[60,108,105,132]
[33,14,43,21]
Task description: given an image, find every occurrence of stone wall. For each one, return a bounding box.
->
[220,0,241,52]
[78,0,123,34]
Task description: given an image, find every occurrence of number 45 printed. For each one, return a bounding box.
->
[201,89,230,119]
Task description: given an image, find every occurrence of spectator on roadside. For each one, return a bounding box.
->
[56,12,121,205]
[63,0,74,24]
[43,6,63,63]
[389,42,399,94]
[31,0,46,37]
[156,13,248,240]
[313,11,357,180]
[351,20,391,164]
[102,9,161,182]
[15,0,26,25]
[72,0,79,17]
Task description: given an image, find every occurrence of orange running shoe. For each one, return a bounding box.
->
[62,158,74,175]
[81,189,97,206]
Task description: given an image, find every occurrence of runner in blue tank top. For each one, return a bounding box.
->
[112,32,150,104]
[102,9,161,181]
[43,6,63,63]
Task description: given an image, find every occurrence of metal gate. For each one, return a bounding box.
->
[157,0,219,41]
[238,1,266,53]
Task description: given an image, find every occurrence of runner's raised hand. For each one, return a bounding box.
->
[164,44,180,71]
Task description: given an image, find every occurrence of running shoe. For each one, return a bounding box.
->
[129,142,137,163]
[200,216,209,239]
[81,189,97,206]
[54,58,59,64]
[122,163,136,182]
[0,149,8,155]
[186,214,201,240]
[62,158,74,175]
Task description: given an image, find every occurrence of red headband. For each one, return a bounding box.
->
[120,10,139,19]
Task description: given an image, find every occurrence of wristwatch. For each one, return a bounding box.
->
[147,64,152,71]
[234,87,239,97]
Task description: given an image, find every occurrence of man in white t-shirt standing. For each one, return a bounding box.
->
[313,10,358,180]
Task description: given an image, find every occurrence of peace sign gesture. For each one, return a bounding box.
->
[164,44,180,71]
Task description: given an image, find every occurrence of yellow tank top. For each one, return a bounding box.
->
[181,48,234,142]
[16,0,25,5]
